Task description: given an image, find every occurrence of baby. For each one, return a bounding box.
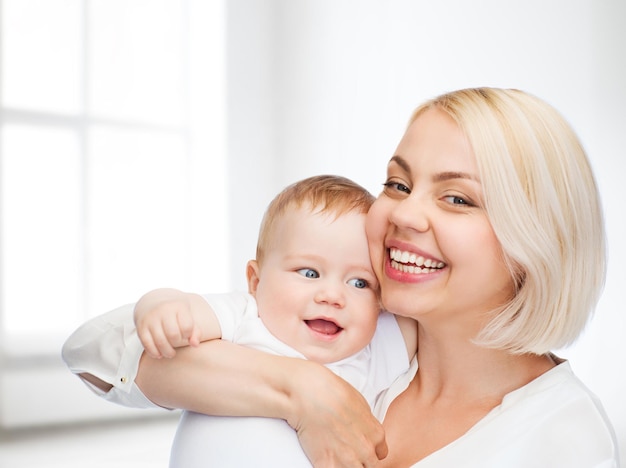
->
[63,175,416,467]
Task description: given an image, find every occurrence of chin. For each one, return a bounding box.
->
[380,292,420,319]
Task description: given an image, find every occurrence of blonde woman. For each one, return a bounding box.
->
[64,88,619,467]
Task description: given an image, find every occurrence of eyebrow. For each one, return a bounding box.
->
[433,171,480,183]
[389,155,480,183]
[389,155,412,175]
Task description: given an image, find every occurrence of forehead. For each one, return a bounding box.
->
[394,108,477,174]
[271,205,367,253]
[260,205,375,277]
[277,204,365,234]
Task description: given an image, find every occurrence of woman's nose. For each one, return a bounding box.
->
[389,195,430,233]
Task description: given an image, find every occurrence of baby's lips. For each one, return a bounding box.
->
[305,319,342,335]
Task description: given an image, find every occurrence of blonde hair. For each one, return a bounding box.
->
[256,175,375,266]
[411,88,606,354]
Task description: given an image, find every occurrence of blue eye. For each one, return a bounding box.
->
[383,181,411,194]
[348,278,368,289]
[297,268,319,279]
[443,195,472,206]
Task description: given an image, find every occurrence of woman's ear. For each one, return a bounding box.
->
[246,260,261,296]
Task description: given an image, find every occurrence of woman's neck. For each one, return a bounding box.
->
[414,323,556,404]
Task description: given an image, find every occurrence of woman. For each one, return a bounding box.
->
[65,88,619,467]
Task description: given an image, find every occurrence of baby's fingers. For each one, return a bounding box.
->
[149,320,179,359]
[185,324,202,347]
[174,312,199,345]
[137,327,166,360]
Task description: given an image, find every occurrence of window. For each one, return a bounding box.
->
[0,0,228,358]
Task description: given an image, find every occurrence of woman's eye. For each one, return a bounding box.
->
[297,268,319,279]
[383,181,411,194]
[443,195,471,206]
[348,278,368,289]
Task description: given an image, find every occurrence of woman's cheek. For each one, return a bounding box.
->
[365,201,387,273]
[365,199,386,240]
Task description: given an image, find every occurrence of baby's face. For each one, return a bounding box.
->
[251,206,380,364]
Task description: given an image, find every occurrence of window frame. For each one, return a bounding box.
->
[0,0,228,428]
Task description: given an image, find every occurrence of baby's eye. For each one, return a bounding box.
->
[348,278,369,289]
[297,268,319,279]
[383,181,411,194]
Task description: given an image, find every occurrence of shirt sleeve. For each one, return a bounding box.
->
[61,303,158,408]
[61,292,251,409]
[202,291,254,342]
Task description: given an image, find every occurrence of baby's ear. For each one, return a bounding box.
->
[246,260,261,296]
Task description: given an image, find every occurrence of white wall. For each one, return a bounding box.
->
[226,0,626,459]
[226,0,280,289]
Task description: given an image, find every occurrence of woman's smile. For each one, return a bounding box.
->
[389,248,446,274]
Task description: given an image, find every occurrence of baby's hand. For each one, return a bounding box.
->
[134,289,203,359]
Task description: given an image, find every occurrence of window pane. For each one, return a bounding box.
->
[1,0,82,114]
[87,125,189,314]
[88,0,185,125]
[1,125,82,335]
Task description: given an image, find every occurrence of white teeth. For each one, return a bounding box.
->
[391,261,441,274]
[389,248,445,274]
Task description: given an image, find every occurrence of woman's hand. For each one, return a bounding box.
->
[286,361,388,467]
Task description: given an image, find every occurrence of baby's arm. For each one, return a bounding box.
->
[62,289,222,402]
[395,315,418,360]
[134,288,222,359]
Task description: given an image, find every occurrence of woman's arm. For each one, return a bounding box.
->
[136,340,388,467]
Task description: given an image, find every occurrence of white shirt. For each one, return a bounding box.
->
[372,357,620,467]
[62,292,410,467]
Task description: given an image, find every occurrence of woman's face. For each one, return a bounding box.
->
[366,107,515,328]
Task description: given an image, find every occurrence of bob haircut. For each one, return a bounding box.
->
[255,174,375,266]
[411,88,606,354]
